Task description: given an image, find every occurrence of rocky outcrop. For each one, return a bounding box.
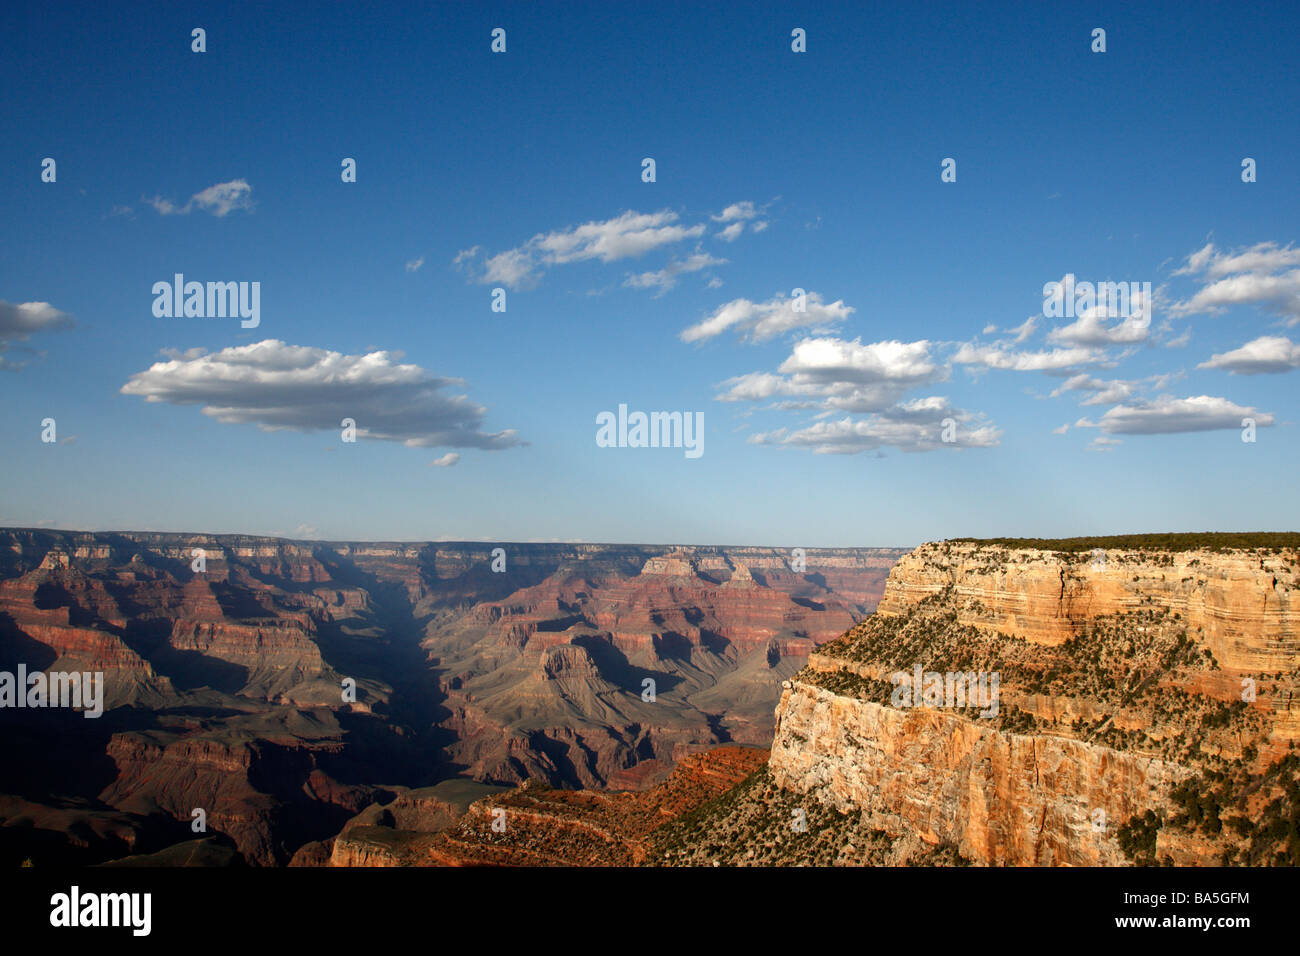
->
[640,553,699,577]
[877,542,1300,672]
[359,746,770,867]
[761,538,1300,866]
[769,679,1189,865]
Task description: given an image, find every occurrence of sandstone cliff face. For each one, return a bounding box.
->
[765,540,1300,866]
[877,542,1300,674]
[769,680,1188,865]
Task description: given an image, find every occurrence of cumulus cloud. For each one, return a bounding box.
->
[145,179,254,217]
[716,337,948,412]
[1198,335,1300,374]
[120,339,523,450]
[624,252,726,295]
[749,411,1000,455]
[953,342,1106,372]
[717,337,993,454]
[455,209,706,289]
[1049,374,1138,406]
[710,201,770,241]
[1046,288,1152,346]
[405,257,425,273]
[0,300,74,338]
[681,292,854,344]
[712,202,759,223]
[429,452,461,467]
[1092,395,1274,434]
[1174,241,1300,278]
[1169,241,1300,325]
[0,300,75,370]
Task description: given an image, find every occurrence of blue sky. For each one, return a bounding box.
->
[1,0,1298,546]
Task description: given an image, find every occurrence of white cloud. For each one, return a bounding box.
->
[749,412,1000,455]
[1171,242,1218,276]
[984,316,1038,343]
[1007,316,1038,343]
[1052,424,1070,434]
[1046,288,1151,346]
[716,337,947,412]
[1198,335,1300,374]
[717,336,991,453]
[120,339,523,450]
[712,201,759,223]
[405,257,425,272]
[1049,373,1137,406]
[779,337,943,386]
[0,300,74,338]
[1174,271,1300,323]
[681,292,854,344]
[1176,241,1300,278]
[429,452,461,467]
[455,209,706,289]
[1169,241,1300,325]
[0,300,74,370]
[1096,395,1274,434]
[953,342,1106,372]
[145,179,254,217]
[624,252,726,295]
[710,201,770,242]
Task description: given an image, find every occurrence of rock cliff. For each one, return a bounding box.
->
[765,536,1300,866]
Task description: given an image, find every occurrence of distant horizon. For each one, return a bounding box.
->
[4,525,1298,552]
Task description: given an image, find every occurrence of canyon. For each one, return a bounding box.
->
[0,528,900,865]
[6,529,1296,867]
[338,534,1297,867]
